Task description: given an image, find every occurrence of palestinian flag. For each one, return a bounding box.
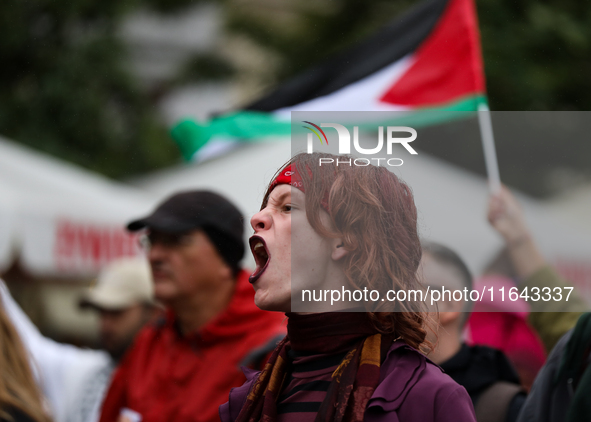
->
[173,0,487,162]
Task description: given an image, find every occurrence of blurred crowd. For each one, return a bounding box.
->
[0,155,588,422]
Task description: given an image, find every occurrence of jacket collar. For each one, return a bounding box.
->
[162,270,272,346]
[369,341,441,412]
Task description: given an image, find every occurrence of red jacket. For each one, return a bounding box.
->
[99,270,285,422]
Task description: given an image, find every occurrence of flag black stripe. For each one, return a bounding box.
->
[245,0,449,112]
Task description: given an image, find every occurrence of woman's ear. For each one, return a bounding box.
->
[331,239,348,261]
[438,310,462,326]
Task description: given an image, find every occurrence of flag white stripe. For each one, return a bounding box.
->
[273,54,416,118]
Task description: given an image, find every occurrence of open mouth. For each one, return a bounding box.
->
[249,235,270,284]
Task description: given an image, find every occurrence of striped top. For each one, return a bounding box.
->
[277,349,347,422]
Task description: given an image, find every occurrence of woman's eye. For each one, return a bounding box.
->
[283,204,292,212]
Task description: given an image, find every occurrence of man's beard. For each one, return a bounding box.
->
[102,334,136,361]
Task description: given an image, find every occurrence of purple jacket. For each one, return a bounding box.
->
[220,341,476,422]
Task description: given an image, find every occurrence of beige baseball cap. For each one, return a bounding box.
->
[80,258,154,311]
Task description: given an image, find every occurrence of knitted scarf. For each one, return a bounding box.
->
[235,312,392,422]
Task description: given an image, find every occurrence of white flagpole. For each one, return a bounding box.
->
[477,102,501,193]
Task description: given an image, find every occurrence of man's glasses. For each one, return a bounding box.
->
[138,231,195,251]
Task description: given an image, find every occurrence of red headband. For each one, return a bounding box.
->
[269,164,330,211]
[269,164,304,192]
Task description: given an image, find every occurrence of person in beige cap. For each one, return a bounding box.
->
[80,258,159,360]
[0,257,159,422]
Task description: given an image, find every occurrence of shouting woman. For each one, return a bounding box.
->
[221,152,476,422]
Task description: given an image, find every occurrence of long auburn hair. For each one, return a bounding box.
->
[0,303,51,422]
[262,152,430,351]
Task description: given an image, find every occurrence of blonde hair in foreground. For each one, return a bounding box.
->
[0,303,51,422]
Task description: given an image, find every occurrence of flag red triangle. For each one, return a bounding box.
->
[380,0,486,108]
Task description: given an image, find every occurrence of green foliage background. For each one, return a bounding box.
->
[1,0,590,194]
[0,0,187,179]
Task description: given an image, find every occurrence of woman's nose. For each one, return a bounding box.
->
[251,209,272,232]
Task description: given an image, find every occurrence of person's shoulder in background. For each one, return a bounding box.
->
[516,330,572,422]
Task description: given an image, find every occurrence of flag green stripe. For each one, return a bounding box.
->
[171,94,487,161]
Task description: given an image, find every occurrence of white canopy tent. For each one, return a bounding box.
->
[0,136,158,277]
[131,140,591,298]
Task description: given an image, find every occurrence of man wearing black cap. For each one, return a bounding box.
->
[99,191,286,422]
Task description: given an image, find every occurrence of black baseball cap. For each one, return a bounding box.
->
[127,190,245,273]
